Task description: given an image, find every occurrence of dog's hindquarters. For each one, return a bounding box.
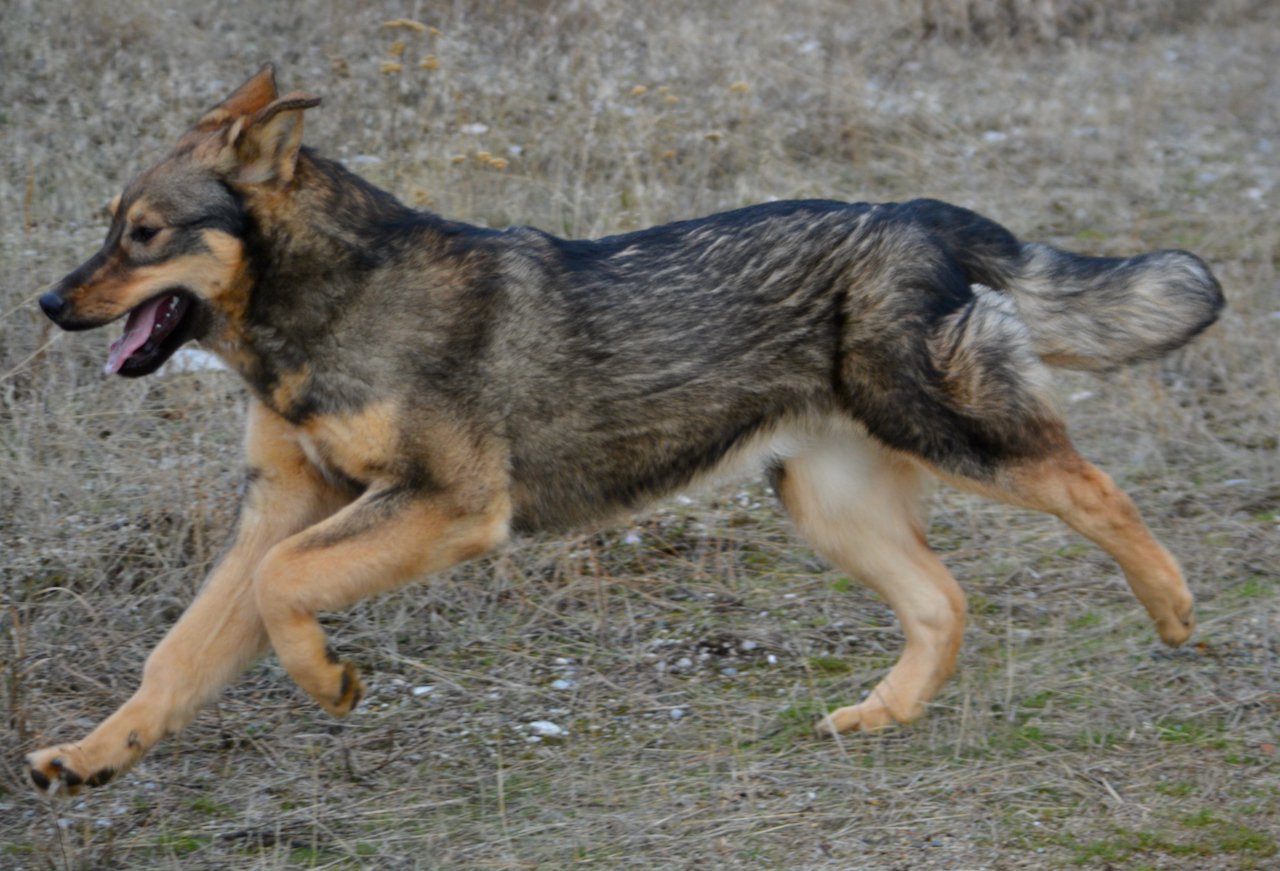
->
[797,207,1202,732]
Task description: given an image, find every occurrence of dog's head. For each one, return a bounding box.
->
[39,64,319,376]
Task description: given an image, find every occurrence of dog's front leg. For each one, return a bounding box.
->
[253,485,511,716]
[26,401,349,794]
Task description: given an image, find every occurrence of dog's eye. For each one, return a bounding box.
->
[129,225,160,244]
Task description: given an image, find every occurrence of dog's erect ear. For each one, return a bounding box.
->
[217,92,322,185]
[194,63,281,132]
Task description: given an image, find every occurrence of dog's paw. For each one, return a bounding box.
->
[315,660,364,718]
[1155,603,1195,647]
[26,745,116,796]
[815,701,900,737]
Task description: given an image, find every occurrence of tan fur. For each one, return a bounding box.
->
[297,402,401,482]
[773,422,968,733]
[59,228,244,324]
[26,401,350,791]
[932,450,1194,645]
[254,487,512,716]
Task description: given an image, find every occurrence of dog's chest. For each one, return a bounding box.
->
[293,403,400,488]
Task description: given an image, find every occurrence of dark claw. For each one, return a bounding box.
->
[29,767,51,790]
[334,663,363,714]
[86,768,115,788]
[51,758,83,787]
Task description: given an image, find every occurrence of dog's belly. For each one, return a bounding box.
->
[507,412,889,533]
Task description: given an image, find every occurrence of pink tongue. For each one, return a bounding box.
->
[105,296,165,374]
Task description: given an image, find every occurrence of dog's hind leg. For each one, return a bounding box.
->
[773,428,966,734]
[251,487,511,716]
[931,443,1195,647]
[26,401,350,794]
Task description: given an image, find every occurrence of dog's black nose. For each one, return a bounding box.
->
[38,291,67,321]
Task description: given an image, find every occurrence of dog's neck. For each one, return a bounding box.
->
[211,149,438,419]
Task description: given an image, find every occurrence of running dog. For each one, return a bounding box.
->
[29,64,1222,793]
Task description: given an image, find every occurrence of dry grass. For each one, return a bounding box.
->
[2,1,1278,868]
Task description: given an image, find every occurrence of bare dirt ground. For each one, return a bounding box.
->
[1,1,1277,868]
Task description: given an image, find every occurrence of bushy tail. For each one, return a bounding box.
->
[909,199,1225,370]
[1003,243,1224,369]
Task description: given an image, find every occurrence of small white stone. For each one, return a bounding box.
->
[550,678,574,690]
[412,685,435,696]
[527,720,566,737]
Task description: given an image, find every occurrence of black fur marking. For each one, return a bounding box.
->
[898,199,1023,290]
[243,467,263,491]
[29,767,50,790]
[85,768,116,788]
[338,666,355,705]
[59,766,84,788]
[765,459,787,498]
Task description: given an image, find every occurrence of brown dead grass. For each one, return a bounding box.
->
[1,1,1277,869]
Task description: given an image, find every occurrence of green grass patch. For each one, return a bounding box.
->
[155,833,211,857]
[1154,718,1229,749]
[187,795,233,817]
[1070,820,1277,866]
[829,576,855,593]
[806,655,851,674]
[1068,611,1102,631]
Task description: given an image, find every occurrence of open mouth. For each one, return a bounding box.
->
[105,291,196,377]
